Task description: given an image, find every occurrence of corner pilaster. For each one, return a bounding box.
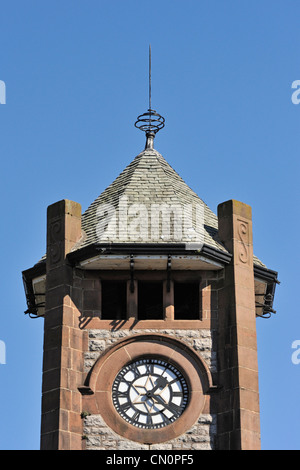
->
[41,200,83,450]
[217,200,260,450]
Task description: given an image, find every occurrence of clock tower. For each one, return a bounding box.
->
[22,86,278,451]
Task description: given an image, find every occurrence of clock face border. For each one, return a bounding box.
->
[112,357,189,430]
[90,334,208,444]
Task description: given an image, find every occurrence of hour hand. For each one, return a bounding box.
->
[154,375,168,390]
[147,376,168,397]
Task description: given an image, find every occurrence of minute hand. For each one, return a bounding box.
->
[152,394,182,416]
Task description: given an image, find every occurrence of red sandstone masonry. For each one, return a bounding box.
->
[217,200,260,450]
[40,196,261,450]
[41,200,83,450]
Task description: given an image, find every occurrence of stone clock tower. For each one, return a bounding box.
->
[22,99,278,451]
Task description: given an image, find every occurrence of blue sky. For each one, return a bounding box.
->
[0,0,299,450]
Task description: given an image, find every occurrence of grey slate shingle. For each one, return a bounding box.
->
[71,147,265,267]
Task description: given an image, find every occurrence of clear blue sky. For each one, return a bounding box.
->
[0,0,299,450]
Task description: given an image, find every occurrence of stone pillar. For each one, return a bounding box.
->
[41,200,83,450]
[217,200,260,450]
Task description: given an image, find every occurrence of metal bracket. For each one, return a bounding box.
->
[167,255,172,292]
[130,255,135,293]
[255,292,276,318]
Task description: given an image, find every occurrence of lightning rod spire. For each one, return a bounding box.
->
[149,44,151,111]
[135,45,165,150]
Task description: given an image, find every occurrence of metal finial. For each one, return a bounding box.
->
[149,44,151,110]
[135,45,165,149]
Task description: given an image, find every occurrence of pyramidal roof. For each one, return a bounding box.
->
[73,147,223,251]
[71,147,263,268]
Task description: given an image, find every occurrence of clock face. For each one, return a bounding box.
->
[112,357,189,429]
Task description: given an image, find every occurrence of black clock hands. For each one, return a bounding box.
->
[145,375,168,398]
[144,375,183,418]
[112,358,188,429]
[151,393,182,417]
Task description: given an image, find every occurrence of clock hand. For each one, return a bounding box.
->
[152,394,182,417]
[146,375,168,398]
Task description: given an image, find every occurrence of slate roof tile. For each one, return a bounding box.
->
[70,147,265,267]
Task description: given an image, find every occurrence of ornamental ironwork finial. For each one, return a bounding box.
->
[134,45,165,149]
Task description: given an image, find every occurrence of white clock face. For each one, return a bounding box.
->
[112,357,189,429]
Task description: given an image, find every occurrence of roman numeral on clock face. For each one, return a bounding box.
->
[146,414,153,426]
[166,402,182,416]
[144,363,154,375]
[119,402,131,413]
[132,411,141,422]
